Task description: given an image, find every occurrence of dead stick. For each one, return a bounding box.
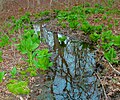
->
[108,62,120,75]
[95,73,108,100]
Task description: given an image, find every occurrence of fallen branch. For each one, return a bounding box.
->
[108,62,120,75]
[98,50,120,75]
[95,73,108,100]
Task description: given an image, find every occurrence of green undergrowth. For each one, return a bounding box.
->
[7,79,30,95]
[0,12,53,95]
[54,3,120,65]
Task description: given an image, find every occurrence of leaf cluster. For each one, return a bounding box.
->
[7,80,30,95]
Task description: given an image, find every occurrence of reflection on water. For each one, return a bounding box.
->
[34,24,102,100]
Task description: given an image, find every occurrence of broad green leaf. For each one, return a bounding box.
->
[104,48,118,64]
[11,67,17,77]
[113,35,120,47]
[31,43,39,51]
[89,32,100,42]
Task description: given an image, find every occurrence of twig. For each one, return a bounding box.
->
[95,73,108,100]
[99,50,120,75]
[108,62,120,75]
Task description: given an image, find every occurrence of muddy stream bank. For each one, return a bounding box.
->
[33,23,103,100]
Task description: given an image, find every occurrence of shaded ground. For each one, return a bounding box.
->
[0,0,51,25]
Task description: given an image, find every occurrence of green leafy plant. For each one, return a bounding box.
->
[12,38,17,42]
[67,14,78,21]
[84,8,92,14]
[0,71,5,82]
[102,42,113,51]
[80,21,95,34]
[30,71,37,77]
[57,11,69,21]
[34,10,50,19]
[69,21,79,29]
[7,80,30,95]
[94,18,100,23]
[95,25,103,34]
[108,0,115,7]
[17,30,40,54]
[17,28,53,70]
[61,22,67,28]
[89,32,100,42]
[112,35,120,47]
[58,36,67,43]
[108,24,113,29]
[22,67,37,77]
[101,30,113,42]
[33,49,53,70]
[10,67,17,78]
[104,48,118,64]
[17,29,40,67]
[0,35,9,47]
[0,50,3,62]
[10,13,30,34]
[94,4,102,8]
[17,37,39,54]
[102,14,107,20]
[20,70,26,75]
[114,19,119,26]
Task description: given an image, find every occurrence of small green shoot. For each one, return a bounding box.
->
[0,71,5,82]
[0,35,9,47]
[0,51,3,62]
[58,36,67,42]
[10,67,17,78]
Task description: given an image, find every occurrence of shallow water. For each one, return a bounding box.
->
[33,24,102,100]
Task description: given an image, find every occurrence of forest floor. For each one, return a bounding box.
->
[0,0,52,100]
[0,0,120,100]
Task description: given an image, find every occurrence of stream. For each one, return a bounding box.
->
[33,23,102,100]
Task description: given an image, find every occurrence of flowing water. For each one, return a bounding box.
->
[33,23,102,100]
